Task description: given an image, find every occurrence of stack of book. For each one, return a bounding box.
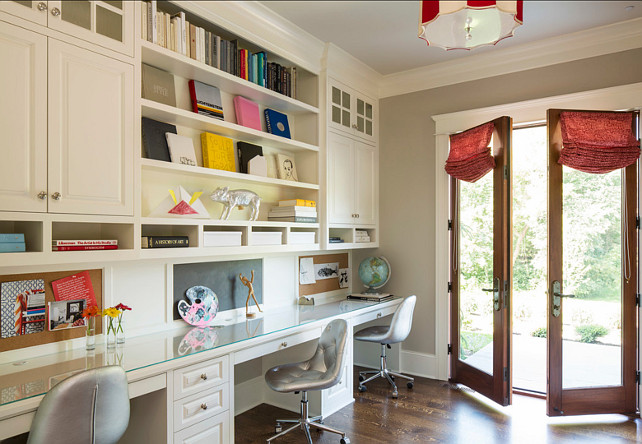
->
[347,293,393,303]
[0,233,26,253]
[140,1,297,99]
[142,235,189,249]
[329,237,344,244]
[52,240,118,251]
[268,199,317,223]
[355,230,371,243]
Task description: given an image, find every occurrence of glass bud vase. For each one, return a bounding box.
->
[85,317,96,351]
[116,318,125,344]
[106,319,117,349]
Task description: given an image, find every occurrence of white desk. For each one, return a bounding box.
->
[0,298,400,443]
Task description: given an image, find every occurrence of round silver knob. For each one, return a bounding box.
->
[37,191,47,200]
[200,373,207,380]
[50,7,60,17]
[281,342,287,348]
[51,192,62,200]
[37,2,47,12]
[200,403,208,410]
[356,214,360,218]
[352,124,358,129]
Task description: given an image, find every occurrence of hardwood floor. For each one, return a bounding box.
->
[235,367,642,443]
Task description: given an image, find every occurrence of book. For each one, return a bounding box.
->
[52,245,119,251]
[201,132,235,172]
[142,117,176,162]
[264,108,291,139]
[347,294,393,303]
[149,1,157,44]
[166,133,197,166]
[267,216,317,223]
[141,236,190,248]
[0,233,25,243]
[0,242,25,253]
[189,23,196,60]
[52,240,118,246]
[237,142,263,174]
[141,2,147,40]
[248,155,267,176]
[269,206,317,215]
[189,80,224,120]
[329,238,345,243]
[233,96,262,131]
[213,35,221,68]
[278,199,316,207]
[142,64,176,106]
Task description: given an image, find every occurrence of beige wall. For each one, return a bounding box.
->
[376,48,642,356]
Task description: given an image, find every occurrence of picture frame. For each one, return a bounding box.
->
[277,154,298,181]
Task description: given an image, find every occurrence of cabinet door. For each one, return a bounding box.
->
[47,1,134,56]
[327,132,355,224]
[0,1,48,26]
[0,21,48,213]
[48,39,133,215]
[354,142,377,225]
[329,83,353,134]
[354,95,375,142]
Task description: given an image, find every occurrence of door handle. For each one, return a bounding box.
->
[551,280,574,317]
[482,277,501,311]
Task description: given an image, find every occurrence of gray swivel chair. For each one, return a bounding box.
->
[27,365,130,444]
[354,295,417,398]
[265,319,350,444]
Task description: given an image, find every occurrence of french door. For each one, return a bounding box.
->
[449,116,513,406]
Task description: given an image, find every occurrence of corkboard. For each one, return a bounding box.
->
[0,269,103,352]
[298,253,349,297]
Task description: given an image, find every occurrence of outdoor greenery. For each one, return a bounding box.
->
[531,327,547,338]
[576,324,609,343]
[460,331,493,360]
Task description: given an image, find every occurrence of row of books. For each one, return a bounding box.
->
[329,237,345,244]
[141,1,297,99]
[52,240,119,251]
[0,233,25,253]
[268,200,317,223]
[355,230,371,243]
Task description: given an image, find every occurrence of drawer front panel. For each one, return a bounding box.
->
[234,328,320,364]
[173,384,229,431]
[352,305,397,326]
[173,355,228,400]
[173,410,230,444]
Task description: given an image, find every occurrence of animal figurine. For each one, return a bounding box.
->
[210,186,261,221]
[239,270,262,318]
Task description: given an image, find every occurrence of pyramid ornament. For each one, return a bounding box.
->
[148,186,210,218]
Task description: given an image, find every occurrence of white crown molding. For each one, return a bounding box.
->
[380,17,642,98]
[323,43,384,99]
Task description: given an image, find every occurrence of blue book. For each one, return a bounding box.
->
[264,108,291,139]
[0,242,25,252]
[0,233,24,243]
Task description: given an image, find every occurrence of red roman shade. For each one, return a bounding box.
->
[445,121,495,182]
[559,111,640,174]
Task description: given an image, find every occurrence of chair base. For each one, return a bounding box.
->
[266,392,350,444]
[358,344,414,398]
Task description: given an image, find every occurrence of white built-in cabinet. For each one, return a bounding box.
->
[329,79,376,143]
[0,20,134,216]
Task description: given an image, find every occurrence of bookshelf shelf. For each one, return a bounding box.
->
[141,217,319,229]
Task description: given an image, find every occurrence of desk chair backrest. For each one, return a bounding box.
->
[386,295,417,344]
[27,365,130,444]
[307,319,348,388]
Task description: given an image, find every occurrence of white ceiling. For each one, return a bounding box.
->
[260,1,642,76]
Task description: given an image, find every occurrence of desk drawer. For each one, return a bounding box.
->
[234,328,321,364]
[173,384,229,432]
[173,410,230,444]
[173,355,228,400]
[352,305,397,326]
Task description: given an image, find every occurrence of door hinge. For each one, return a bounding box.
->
[503,280,509,309]
[503,165,508,180]
[448,282,452,292]
[636,294,640,307]
[448,219,452,231]
[503,367,509,382]
[447,344,452,354]
[636,216,640,229]
[636,371,640,384]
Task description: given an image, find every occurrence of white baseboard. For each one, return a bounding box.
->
[234,376,264,416]
[400,350,441,380]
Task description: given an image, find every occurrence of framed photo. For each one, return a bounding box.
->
[277,154,298,181]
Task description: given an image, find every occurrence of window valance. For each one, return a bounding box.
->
[445,121,495,182]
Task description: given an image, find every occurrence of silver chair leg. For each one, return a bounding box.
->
[266,421,301,443]
[274,418,298,424]
[388,370,414,382]
[361,371,383,385]
[302,423,314,444]
[309,420,347,438]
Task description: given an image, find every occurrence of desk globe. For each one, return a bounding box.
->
[357,256,391,294]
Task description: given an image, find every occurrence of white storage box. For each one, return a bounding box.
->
[203,231,242,247]
[250,231,283,246]
[288,231,316,245]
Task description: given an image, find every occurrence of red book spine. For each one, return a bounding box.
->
[52,240,118,246]
[53,245,119,251]
[240,49,246,80]
[188,79,198,113]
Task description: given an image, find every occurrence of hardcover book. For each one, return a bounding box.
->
[52,240,118,246]
[278,199,316,207]
[233,96,262,131]
[201,132,235,172]
[166,133,197,166]
[237,141,263,174]
[142,117,176,162]
[264,108,291,139]
[276,153,298,181]
[142,236,190,248]
[52,245,118,251]
[188,80,224,120]
[142,64,176,107]
[267,216,317,223]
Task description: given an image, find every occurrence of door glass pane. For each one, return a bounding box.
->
[366,103,372,119]
[458,172,494,375]
[357,116,364,132]
[332,106,341,124]
[342,91,350,109]
[341,110,350,127]
[366,120,372,136]
[357,98,364,116]
[332,87,341,105]
[96,5,122,41]
[103,0,122,9]
[562,167,622,388]
[61,0,91,30]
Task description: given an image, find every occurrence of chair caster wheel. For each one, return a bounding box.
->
[358,385,367,392]
[407,382,414,389]
[358,375,364,382]
[390,375,395,381]
[392,391,398,399]
[275,424,282,433]
[340,438,351,444]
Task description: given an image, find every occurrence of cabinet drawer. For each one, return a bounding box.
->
[234,328,321,364]
[173,410,230,444]
[352,305,397,326]
[173,355,228,401]
[173,384,229,432]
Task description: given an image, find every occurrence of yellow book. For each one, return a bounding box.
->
[200,132,235,172]
[278,199,316,207]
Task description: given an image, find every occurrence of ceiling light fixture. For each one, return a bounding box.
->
[418,1,523,50]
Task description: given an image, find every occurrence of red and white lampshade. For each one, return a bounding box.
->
[418,1,523,50]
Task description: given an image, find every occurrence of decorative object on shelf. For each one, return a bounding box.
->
[166,133,197,166]
[141,117,176,162]
[239,270,262,318]
[264,108,291,139]
[148,186,210,218]
[142,235,190,249]
[210,186,261,221]
[1,280,46,338]
[142,63,176,106]
[418,1,523,50]
[48,299,86,331]
[81,305,100,351]
[233,96,262,131]
[339,268,350,289]
[201,132,235,172]
[113,303,131,344]
[177,286,219,327]
[177,326,220,355]
[355,229,371,243]
[276,153,298,181]
[237,141,263,174]
[0,233,26,253]
[248,155,268,176]
[188,80,224,120]
[357,256,391,296]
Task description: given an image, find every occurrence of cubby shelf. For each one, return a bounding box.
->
[141,217,319,228]
[141,158,320,190]
[141,40,319,115]
[139,242,320,261]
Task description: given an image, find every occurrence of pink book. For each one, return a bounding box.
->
[233,96,262,131]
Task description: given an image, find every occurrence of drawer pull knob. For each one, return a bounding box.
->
[281,342,288,348]
[200,403,208,410]
[37,2,47,12]
[200,373,208,380]
[50,7,60,16]
[377,313,382,318]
